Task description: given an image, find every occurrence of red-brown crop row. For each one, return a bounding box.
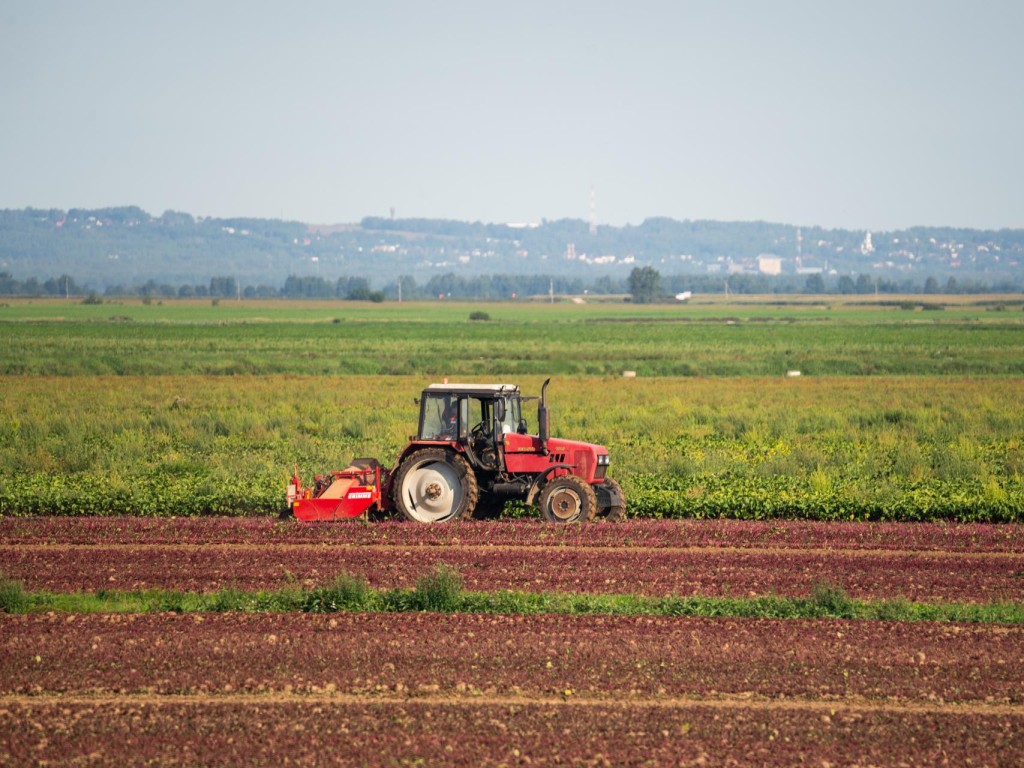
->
[4,698,1021,767]
[4,516,1023,552]
[3,612,1022,703]
[3,541,1021,603]
[2,612,1023,766]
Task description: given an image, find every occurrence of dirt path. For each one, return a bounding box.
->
[6,541,1022,560]
[2,691,1022,717]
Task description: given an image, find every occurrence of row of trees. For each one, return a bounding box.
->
[4,208,1024,291]
[0,270,1018,301]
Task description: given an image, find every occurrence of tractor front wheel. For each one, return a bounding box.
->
[538,475,597,523]
[393,448,478,523]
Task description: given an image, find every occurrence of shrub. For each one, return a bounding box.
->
[469,311,491,321]
[808,581,855,618]
[412,564,464,612]
[0,575,29,613]
[305,573,374,612]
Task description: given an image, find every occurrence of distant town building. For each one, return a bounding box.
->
[757,255,782,276]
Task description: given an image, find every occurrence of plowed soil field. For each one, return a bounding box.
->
[2,518,1023,765]
[3,518,1023,602]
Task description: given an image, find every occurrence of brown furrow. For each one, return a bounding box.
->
[4,541,1021,560]
[1,691,1021,717]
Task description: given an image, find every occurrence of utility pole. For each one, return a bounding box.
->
[589,187,597,237]
[549,279,554,304]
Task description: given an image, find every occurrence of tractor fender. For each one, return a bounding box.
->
[593,478,625,509]
[525,464,574,506]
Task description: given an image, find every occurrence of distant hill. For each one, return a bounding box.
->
[1,206,1022,293]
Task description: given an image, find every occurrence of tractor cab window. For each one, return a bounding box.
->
[467,397,492,439]
[419,394,459,440]
[419,391,523,442]
[496,395,522,436]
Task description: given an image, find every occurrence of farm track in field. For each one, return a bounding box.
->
[8,541,1024,559]
[1,692,1021,717]
[4,541,1022,602]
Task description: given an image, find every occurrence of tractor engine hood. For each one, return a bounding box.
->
[543,436,609,457]
[503,432,611,482]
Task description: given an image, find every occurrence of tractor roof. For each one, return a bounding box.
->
[423,383,520,397]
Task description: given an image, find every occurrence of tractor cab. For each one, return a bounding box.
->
[417,384,525,470]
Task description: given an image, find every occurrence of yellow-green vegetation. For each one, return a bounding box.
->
[1,372,1021,521]
[1,296,1022,521]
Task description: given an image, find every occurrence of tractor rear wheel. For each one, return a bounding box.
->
[538,475,597,523]
[596,478,627,522]
[393,448,478,523]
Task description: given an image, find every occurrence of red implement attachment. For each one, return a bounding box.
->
[288,459,387,521]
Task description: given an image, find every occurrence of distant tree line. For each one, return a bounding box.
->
[1,269,1020,301]
[4,207,1024,291]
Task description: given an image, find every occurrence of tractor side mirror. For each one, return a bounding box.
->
[494,399,506,422]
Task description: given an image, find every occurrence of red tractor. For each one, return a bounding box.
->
[287,379,625,523]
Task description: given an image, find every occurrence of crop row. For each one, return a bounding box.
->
[3,611,1022,766]
[3,612,1021,703]
[5,472,1023,522]
[5,698,1021,767]
[4,472,1024,523]
[4,542,1020,603]
[4,516,1022,552]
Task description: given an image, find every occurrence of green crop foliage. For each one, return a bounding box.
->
[1,298,1022,522]
[1,375,1022,521]
[9,576,1024,625]
[2,297,1023,377]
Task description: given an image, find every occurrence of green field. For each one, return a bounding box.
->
[2,295,1023,376]
[1,296,1022,521]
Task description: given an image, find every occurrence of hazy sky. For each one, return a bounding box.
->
[2,1,1022,230]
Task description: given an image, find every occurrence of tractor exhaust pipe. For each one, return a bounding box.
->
[538,377,551,455]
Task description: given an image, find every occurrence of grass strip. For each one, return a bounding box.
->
[3,569,1023,624]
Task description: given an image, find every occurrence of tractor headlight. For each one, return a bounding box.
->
[597,454,610,465]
